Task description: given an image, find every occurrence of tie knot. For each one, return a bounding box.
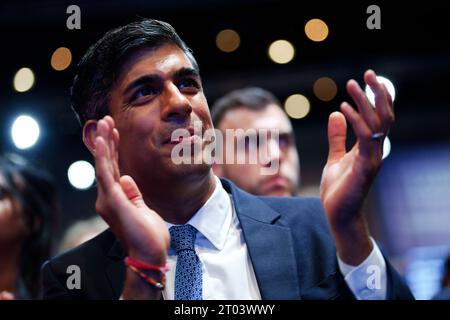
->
[170,224,197,253]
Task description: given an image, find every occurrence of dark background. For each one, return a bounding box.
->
[1,0,449,298]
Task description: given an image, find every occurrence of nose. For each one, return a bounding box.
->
[262,137,283,168]
[161,83,192,123]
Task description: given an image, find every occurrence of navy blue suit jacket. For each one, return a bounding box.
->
[42,179,414,299]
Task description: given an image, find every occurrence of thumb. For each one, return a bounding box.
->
[327,111,347,163]
[120,175,145,208]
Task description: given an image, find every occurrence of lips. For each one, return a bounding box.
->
[170,134,198,145]
[260,175,291,195]
[163,127,202,145]
[263,175,289,188]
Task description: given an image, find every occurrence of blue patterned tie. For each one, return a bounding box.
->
[170,225,203,300]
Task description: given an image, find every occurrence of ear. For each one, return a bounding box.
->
[83,120,98,156]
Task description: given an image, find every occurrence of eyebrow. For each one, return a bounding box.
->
[173,67,200,80]
[122,67,200,97]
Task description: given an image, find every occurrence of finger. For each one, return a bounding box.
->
[97,119,118,182]
[112,128,120,179]
[120,175,145,208]
[380,83,394,137]
[97,119,112,162]
[104,116,121,181]
[340,102,377,158]
[94,133,108,213]
[346,79,380,132]
[381,82,395,120]
[94,127,132,233]
[104,116,116,161]
[94,136,116,194]
[95,135,133,220]
[327,111,347,163]
[364,70,394,132]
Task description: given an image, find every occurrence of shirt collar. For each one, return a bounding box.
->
[165,175,232,251]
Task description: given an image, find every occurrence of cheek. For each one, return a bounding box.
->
[116,124,161,175]
[192,96,212,126]
[282,151,300,178]
[116,111,159,147]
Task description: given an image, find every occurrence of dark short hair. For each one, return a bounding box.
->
[71,19,199,126]
[211,87,282,127]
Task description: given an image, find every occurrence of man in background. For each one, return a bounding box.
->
[212,87,300,196]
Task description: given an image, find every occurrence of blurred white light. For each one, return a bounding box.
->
[382,136,391,160]
[365,76,396,106]
[68,161,95,190]
[268,40,295,64]
[11,115,40,149]
[13,67,35,92]
[284,94,311,119]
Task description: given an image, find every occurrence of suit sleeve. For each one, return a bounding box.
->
[338,238,387,299]
[41,260,75,300]
[385,259,415,300]
[337,239,414,300]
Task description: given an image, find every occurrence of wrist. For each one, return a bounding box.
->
[329,217,373,266]
[122,256,169,300]
[123,268,163,300]
[128,249,167,267]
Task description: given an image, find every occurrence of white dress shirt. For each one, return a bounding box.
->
[162,176,387,300]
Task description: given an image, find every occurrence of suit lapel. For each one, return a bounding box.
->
[222,179,301,300]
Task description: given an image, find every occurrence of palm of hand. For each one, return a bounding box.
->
[92,116,169,265]
[320,143,379,227]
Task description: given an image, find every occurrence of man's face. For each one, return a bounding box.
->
[214,104,300,196]
[107,44,213,186]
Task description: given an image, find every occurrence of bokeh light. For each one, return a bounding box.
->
[365,76,396,106]
[216,29,241,53]
[51,47,72,71]
[268,40,295,64]
[313,77,338,101]
[13,67,35,92]
[383,136,391,160]
[11,115,40,149]
[67,161,96,190]
[284,94,311,119]
[305,19,329,42]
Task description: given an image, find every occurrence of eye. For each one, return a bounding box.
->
[243,135,259,151]
[130,85,159,104]
[278,134,293,150]
[178,78,200,92]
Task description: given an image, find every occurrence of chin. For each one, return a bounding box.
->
[260,187,292,197]
[168,161,211,178]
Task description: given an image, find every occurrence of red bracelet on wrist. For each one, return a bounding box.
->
[126,264,166,290]
[124,256,170,273]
